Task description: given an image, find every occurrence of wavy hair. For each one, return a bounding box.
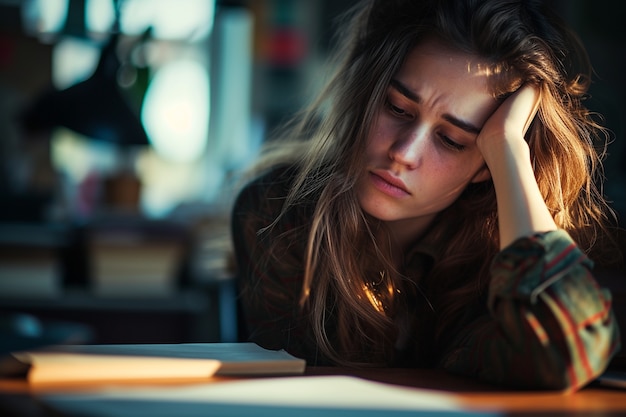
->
[249,0,618,366]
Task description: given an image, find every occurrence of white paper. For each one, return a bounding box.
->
[44,375,463,412]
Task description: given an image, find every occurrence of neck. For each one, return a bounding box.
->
[381,215,436,265]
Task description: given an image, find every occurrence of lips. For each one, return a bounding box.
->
[370,170,411,196]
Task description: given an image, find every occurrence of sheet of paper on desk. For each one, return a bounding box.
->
[41,375,497,416]
[596,370,626,389]
[12,343,306,383]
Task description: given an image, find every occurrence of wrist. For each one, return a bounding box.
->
[480,134,530,172]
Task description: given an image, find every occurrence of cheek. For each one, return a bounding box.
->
[423,153,483,186]
[366,118,396,153]
[364,130,384,159]
[440,157,486,188]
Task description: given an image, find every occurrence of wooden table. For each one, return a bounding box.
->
[1,366,625,416]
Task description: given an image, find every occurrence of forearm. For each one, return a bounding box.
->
[475,84,555,248]
[483,137,557,249]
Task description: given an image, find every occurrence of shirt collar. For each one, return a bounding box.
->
[404,211,461,264]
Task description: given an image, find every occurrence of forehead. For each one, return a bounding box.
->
[394,38,501,126]
[400,38,519,98]
[399,39,495,86]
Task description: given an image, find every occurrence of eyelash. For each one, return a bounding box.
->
[386,100,412,119]
[385,99,466,152]
[438,134,465,151]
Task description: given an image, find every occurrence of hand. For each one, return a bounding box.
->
[476,84,541,162]
[475,84,556,249]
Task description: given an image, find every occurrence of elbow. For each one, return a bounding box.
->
[479,321,620,391]
[531,316,621,391]
[524,282,622,391]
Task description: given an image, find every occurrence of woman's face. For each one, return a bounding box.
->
[356,39,500,241]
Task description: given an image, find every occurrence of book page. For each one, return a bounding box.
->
[12,343,306,383]
[13,352,220,383]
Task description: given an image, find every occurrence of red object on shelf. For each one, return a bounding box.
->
[0,35,15,68]
[267,27,307,67]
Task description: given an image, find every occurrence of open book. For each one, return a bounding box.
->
[12,342,306,384]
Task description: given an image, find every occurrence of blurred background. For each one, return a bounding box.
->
[0,0,623,348]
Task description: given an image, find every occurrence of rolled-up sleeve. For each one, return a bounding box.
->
[442,229,620,390]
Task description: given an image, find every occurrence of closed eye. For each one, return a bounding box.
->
[386,100,413,119]
[438,133,465,151]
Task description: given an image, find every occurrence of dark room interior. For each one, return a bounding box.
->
[0,0,624,364]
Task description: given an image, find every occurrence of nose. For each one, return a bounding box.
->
[388,126,427,169]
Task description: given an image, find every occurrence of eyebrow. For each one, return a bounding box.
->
[389,78,482,135]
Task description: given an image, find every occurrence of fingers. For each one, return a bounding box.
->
[479,84,541,145]
[500,83,540,136]
[476,83,541,160]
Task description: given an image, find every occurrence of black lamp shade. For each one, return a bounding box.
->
[20,34,149,146]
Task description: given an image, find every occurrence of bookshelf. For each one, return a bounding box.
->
[0,219,229,345]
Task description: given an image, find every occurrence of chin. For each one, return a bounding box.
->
[359,201,398,222]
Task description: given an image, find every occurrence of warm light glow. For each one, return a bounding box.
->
[141,60,210,163]
[362,284,385,313]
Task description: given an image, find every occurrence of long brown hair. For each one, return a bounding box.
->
[247,0,618,366]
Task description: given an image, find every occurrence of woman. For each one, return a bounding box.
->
[231,0,621,390]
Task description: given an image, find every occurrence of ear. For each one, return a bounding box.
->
[470,164,491,183]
